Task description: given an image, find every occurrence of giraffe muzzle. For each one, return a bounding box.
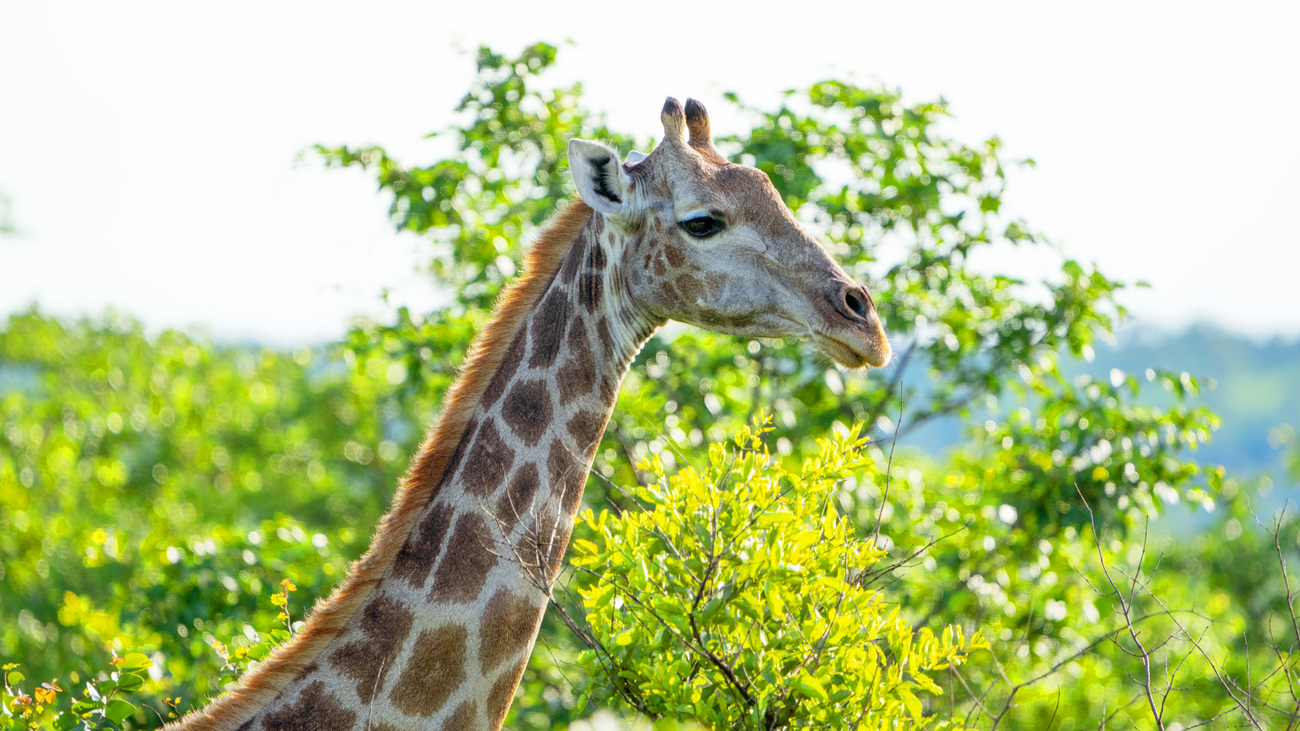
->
[813,281,892,369]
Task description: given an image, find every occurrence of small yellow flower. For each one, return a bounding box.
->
[34,680,60,705]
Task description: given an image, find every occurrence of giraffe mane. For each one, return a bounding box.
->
[173,200,595,731]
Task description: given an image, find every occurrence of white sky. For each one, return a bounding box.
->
[2,0,1297,345]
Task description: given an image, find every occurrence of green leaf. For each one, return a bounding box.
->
[899,687,923,720]
[699,597,725,624]
[793,673,827,701]
[72,699,98,714]
[119,653,151,672]
[104,699,136,723]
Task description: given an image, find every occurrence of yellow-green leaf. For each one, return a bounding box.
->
[899,687,923,720]
[793,673,827,701]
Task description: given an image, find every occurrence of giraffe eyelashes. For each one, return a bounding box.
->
[679,214,725,239]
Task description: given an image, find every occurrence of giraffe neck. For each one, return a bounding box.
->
[213,209,661,730]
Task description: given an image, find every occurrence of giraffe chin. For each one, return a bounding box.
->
[811,332,892,370]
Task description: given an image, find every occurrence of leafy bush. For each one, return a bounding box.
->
[570,422,986,728]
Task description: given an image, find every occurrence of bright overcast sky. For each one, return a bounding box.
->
[2,1,1297,345]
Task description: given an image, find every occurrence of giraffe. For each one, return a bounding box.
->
[168,97,890,731]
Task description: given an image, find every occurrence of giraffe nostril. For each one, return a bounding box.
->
[843,288,871,320]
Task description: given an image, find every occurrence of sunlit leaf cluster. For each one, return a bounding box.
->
[570,422,986,729]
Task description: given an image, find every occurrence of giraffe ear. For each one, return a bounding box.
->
[569,139,631,215]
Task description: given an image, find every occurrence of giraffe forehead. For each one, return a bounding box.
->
[653,162,790,221]
[711,165,790,215]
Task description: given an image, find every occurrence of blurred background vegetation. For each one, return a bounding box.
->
[2,42,1299,728]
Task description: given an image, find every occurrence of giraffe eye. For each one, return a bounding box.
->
[679,215,724,239]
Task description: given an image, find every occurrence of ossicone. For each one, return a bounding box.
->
[661,97,686,143]
[684,98,713,149]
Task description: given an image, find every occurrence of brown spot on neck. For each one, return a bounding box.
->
[481,324,528,408]
[479,588,542,673]
[557,325,597,405]
[441,700,479,731]
[389,624,468,717]
[259,681,356,731]
[461,420,514,498]
[596,320,613,353]
[391,501,455,587]
[496,464,540,531]
[566,410,608,458]
[543,520,573,583]
[578,268,604,312]
[327,594,415,700]
[500,379,553,447]
[529,288,570,369]
[586,243,607,271]
[546,440,588,517]
[429,513,498,603]
[487,657,529,729]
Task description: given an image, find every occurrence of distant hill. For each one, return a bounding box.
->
[904,324,1300,489]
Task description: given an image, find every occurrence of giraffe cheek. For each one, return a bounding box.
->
[664,243,686,267]
[677,274,703,305]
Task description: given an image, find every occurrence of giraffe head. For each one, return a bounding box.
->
[569,97,892,369]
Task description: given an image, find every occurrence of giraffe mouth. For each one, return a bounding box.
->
[811,330,892,370]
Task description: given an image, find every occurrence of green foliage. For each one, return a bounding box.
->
[1,586,300,730]
[571,422,986,729]
[0,311,393,717]
[2,653,154,731]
